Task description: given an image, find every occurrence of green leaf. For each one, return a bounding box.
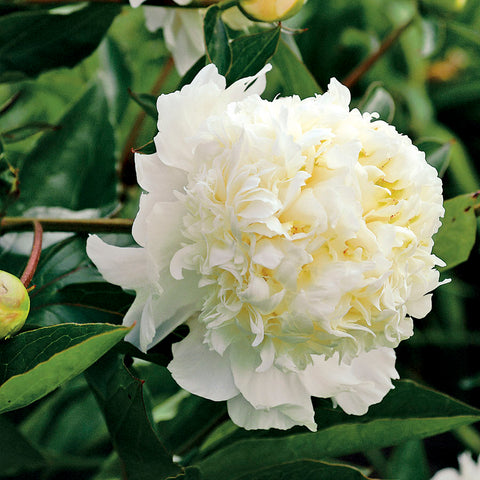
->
[387,440,430,480]
[268,38,321,99]
[234,460,372,480]
[0,323,130,413]
[1,122,60,143]
[417,139,453,177]
[14,79,117,213]
[98,36,132,127]
[197,380,480,479]
[85,353,184,480]
[204,5,232,76]
[20,376,108,455]
[128,89,157,119]
[27,236,132,327]
[0,147,19,216]
[0,415,46,476]
[0,4,120,82]
[433,192,479,270]
[358,83,395,123]
[226,26,281,85]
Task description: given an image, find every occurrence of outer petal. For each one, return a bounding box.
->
[301,348,398,415]
[229,345,311,410]
[168,321,239,401]
[86,235,152,289]
[227,394,316,431]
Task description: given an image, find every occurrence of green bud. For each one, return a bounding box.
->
[0,271,30,340]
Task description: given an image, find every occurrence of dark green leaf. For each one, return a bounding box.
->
[85,353,184,480]
[204,5,232,76]
[0,323,130,413]
[28,236,132,327]
[234,460,372,480]
[0,147,19,216]
[226,26,281,85]
[269,38,321,99]
[433,192,478,270]
[14,80,117,213]
[0,415,46,476]
[197,380,480,479]
[99,36,132,127]
[0,4,120,82]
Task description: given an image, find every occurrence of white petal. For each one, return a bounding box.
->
[302,348,398,415]
[135,152,186,197]
[168,321,239,401]
[227,394,316,431]
[229,345,310,409]
[86,235,151,289]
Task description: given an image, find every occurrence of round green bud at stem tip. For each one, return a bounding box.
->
[0,271,30,340]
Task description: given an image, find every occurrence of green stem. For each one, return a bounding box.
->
[0,217,133,234]
[364,449,388,479]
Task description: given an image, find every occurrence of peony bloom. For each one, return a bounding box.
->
[130,0,254,75]
[431,452,480,480]
[87,64,444,431]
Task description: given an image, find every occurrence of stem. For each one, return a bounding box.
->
[20,220,43,288]
[342,16,415,89]
[0,217,133,234]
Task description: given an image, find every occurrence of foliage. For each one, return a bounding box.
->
[0,0,480,479]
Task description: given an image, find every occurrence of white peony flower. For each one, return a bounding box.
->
[130,0,253,75]
[87,64,444,431]
[432,452,480,480]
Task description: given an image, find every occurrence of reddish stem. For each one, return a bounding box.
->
[20,221,43,288]
[342,17,414,89]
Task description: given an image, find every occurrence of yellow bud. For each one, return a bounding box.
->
[239,0,307,22]
[0,271,30,340]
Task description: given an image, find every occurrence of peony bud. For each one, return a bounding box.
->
[238,0,307,22]
[0,271,30,340]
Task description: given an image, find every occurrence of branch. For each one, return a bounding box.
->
[342,16,415,89]
[0,217,133,234]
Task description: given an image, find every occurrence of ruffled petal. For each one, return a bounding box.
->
[301,348,398,415]
[168,322,239,401]
[227,393,316,431]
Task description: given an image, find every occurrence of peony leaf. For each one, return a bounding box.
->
[233,460,372,480]
[433,192,479,270]
[128,89,158,119]
[196,380,480,479]
[0,323,130,414]
[26,236,132,327]
[85,353,185,480]
[0,4,120,82]
[13,79,117,214]
[268,38,321,99]
[226,26,281,85]
[98,36,132,127]
[204,5,232,76]
[386,440,430,480]
[0,415,46,476]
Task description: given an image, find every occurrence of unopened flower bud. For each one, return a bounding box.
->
[0,271,30,340]
[238,0,307,22]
